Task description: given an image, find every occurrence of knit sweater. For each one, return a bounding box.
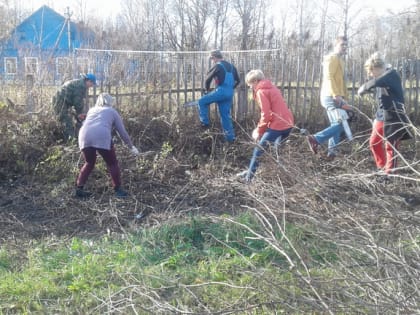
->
[78,106,133,150]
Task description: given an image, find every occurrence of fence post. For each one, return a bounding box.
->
[236,70,248,120]
[415,60,419,117]
[25,74,35,115]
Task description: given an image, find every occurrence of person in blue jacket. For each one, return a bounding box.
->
[197,50,240,142]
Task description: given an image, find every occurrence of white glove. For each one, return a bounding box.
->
[357,85,365,96]
[334,96,344,106]
[130,146,139,156]
[252,128,260,141]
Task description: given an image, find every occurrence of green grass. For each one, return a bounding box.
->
[2,213,416,314]
[0,213,345,313]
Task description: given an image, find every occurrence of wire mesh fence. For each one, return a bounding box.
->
[0,48,418,123]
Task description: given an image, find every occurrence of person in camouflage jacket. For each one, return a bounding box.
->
[52,73,96,142]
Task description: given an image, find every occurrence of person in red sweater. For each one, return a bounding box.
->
[237,69,295,182]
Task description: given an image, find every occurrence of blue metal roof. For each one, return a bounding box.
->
[1,5,95,57]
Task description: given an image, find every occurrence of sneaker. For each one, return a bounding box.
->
[306,135,319,154]
[114,187,128,198]
[375,174,391,184]
[235,170,252,183]
[236,170,248,178]
[375,168,387,175]
[75,187,92,198]
[403,196,420,207]
[325,153,336,161]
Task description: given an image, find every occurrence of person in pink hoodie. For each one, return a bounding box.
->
[237,69,295,182]
[75,93,140,198]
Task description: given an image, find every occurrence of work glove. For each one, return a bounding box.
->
[334,96,344,106]
[357,84,366,96]
[346,109,356,123]
[77,113,86,121]
[130,146,140,156]
[252,128,260,141]
[341,103,354,111]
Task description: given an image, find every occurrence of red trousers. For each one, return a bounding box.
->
[76,145,121,188]
[369,120,400,174]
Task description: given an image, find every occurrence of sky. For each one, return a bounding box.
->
[365,0,416,14]
[25,0,122,19]
[24,0,416,20]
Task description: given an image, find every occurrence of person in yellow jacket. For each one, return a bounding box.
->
[306,36,353,160]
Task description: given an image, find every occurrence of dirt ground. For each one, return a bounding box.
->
[1,109,419,242]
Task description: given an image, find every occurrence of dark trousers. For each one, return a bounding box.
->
[76,146,121,188]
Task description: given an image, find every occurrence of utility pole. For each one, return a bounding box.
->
[64,6,73,53]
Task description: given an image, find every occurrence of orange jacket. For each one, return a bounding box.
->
[253,79,294,136]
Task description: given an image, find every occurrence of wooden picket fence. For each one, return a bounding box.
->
[76,49,419,122]
[1,48,419,125]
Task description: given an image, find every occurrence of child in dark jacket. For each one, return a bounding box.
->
[358,52,412,176]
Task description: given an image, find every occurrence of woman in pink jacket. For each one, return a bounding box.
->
[237,69,295,182]
[75,93,139,198]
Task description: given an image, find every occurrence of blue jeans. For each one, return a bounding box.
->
[198,87,235,142]
[245,128,292,180]
[314,96,344,156]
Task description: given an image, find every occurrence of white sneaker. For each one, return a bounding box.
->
[235,170,253,183]
[236,170,248,178]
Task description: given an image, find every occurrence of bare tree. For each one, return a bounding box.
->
[161,0,188,50]
[209,0,230,49]
[231,0,268,50]
[0,4,13,40]
[0,0,28,38]
[184,0,211,50]
[317,0,329,57]
[72,0,89,25]
[118,0,147,49]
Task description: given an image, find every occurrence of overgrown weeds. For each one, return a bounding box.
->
[0,103,419,314]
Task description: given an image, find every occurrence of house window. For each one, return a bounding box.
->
[76,57,89,74]
[25,57,38,74]
[4,57,17,74]
[56,57,72,76]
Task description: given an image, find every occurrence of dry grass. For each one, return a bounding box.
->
[0,103,419,313]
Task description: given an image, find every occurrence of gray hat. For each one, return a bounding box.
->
[210,50,223,59]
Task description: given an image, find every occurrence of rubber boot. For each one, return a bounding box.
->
[75,186,92,198]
